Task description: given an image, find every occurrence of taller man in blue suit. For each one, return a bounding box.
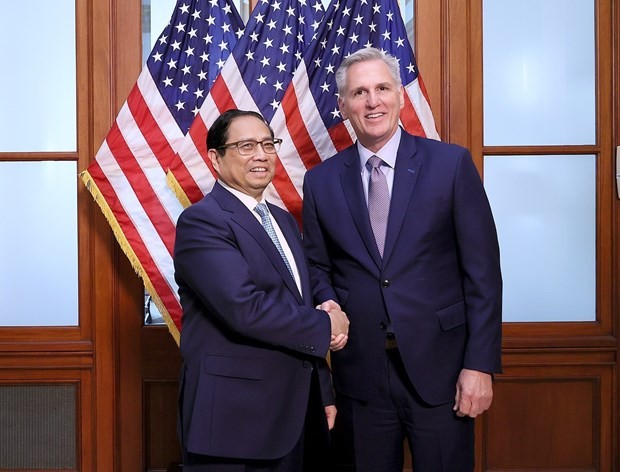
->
[174,109,349,471]
[302,48,503,471]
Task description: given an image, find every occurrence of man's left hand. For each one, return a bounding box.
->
[453,368,493,418]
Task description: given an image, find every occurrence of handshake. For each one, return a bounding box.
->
[318,299,349,352]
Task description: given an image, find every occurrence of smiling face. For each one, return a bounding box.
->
[338,58,405,153]
[209,115,276,201]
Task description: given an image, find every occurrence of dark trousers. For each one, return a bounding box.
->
[333,349,475,472]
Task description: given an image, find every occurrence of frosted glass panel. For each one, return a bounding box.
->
[0,0,76,151]
[0,162,78,326]
[483,0,595,146]
[484,155,595,322]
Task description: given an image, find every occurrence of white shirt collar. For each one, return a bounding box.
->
[357,127,401,170]
[218,180,266,216]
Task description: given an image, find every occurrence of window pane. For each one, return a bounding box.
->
[483,0,595,146]
[484,155,596,322]
[0,162,78,326]
[0,0,76,152]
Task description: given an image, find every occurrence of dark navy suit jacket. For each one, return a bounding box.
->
[174,182,334,460]
[302,130,502,405]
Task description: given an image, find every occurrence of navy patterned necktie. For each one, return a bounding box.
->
[254,203,294,278]
[366,155,390,257]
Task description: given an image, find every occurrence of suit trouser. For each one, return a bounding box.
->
[335,348,475,472]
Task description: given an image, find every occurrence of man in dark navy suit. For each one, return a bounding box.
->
[174,109,349,471]
[303,47,503,471]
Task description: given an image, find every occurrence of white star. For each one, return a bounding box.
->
[182,65,191,75]
[200,52,209,62]
[260,56,271,67]
[175,21,186,33]
[314,57,321,68]
[163,77,173,87]
[368,22,377,32]
[276,61,287,73]
[192,106,200,116]
[267,19,278,30]
[206,15,216,26]
[191,10,201,20]
[270,99,280,110]
[158,35,168,45]
[152,52,163,62]
[364,40,373,48]
[223,4,232,14]
[209,0,218,6]
[254,12,265,23]
[167,59,177,69]
[222,23,231,33]
[179,83,189,93]
[337,26,346,36]
[373,4,381,13]
[330,108,341,119]
[387,11,394,21]
[283,25,293,36]
[171,40,182,51]
[407,63,416,74]
[250,32,259,42]
[286,6,295,16]
[353,14,363,25]
[236,28,245,39]
[185,46,195,57]
[342,7,351,16]
[331,44,341,55]
[313,1,323,13]
[219,40,229,51]
[360,0,368,4]
[279,43,290,54]
[188,28,198,39]
[274,80,284,91]
[179,3,190,14]
[349,33,359,43]
[382,30,391,41]
[203,33,213,44]
[198,70,208,81]
[299,15,305,25]
[311,20,321,30]
[395,37,405,47]
[295,51,303,61]
[271,1,282,11]
[257,75,268,85]
[245,50,255,61]
[263,38,274,49]
[194,88,204,99]
[320,81,330,93]
[216,58,226,68]
[325,63,335,74]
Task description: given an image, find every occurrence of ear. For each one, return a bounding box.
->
[208,148,221,173]
[399,85,405,110]
[338,97,348,120]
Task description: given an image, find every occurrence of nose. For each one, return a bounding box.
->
[366,90,380,107]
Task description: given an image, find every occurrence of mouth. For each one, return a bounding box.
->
[366,112,384,119]
[250,167,269,173]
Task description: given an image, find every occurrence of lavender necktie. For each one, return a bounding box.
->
[254,203,294,278]
[366,155,390,257]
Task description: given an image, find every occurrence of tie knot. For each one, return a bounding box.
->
[367,155,384,170]
[254,202,269,218]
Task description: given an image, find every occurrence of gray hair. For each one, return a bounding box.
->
[335,47,402,96]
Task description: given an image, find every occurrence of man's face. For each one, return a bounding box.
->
[338,59,405,152]
[209,115,276,201]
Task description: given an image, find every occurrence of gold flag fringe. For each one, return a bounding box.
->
[166,171,192,209]
[80,170,181,346]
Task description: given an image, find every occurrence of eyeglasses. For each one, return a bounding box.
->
[217,138,282,156]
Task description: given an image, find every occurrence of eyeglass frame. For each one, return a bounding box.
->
[215,138,283,156]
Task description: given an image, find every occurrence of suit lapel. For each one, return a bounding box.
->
[382,133,422,265]
[212,184,303,303]
[340,148,383,268]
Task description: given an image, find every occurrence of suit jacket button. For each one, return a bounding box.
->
[382,279,390,288]
[379,322,387,330]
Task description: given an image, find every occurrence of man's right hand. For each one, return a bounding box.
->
[320,300,349,351]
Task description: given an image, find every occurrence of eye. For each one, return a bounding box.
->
[262,141,276,152]
[238,141,256,152]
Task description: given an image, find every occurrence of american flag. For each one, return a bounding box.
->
[168,0,438,225]
[167,0,327,211]
[80,0,243,342]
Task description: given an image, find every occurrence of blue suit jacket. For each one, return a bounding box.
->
[302,130,502,405]
[174,182,333,460]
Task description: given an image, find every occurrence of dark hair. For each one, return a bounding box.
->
[207,109,274,154]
